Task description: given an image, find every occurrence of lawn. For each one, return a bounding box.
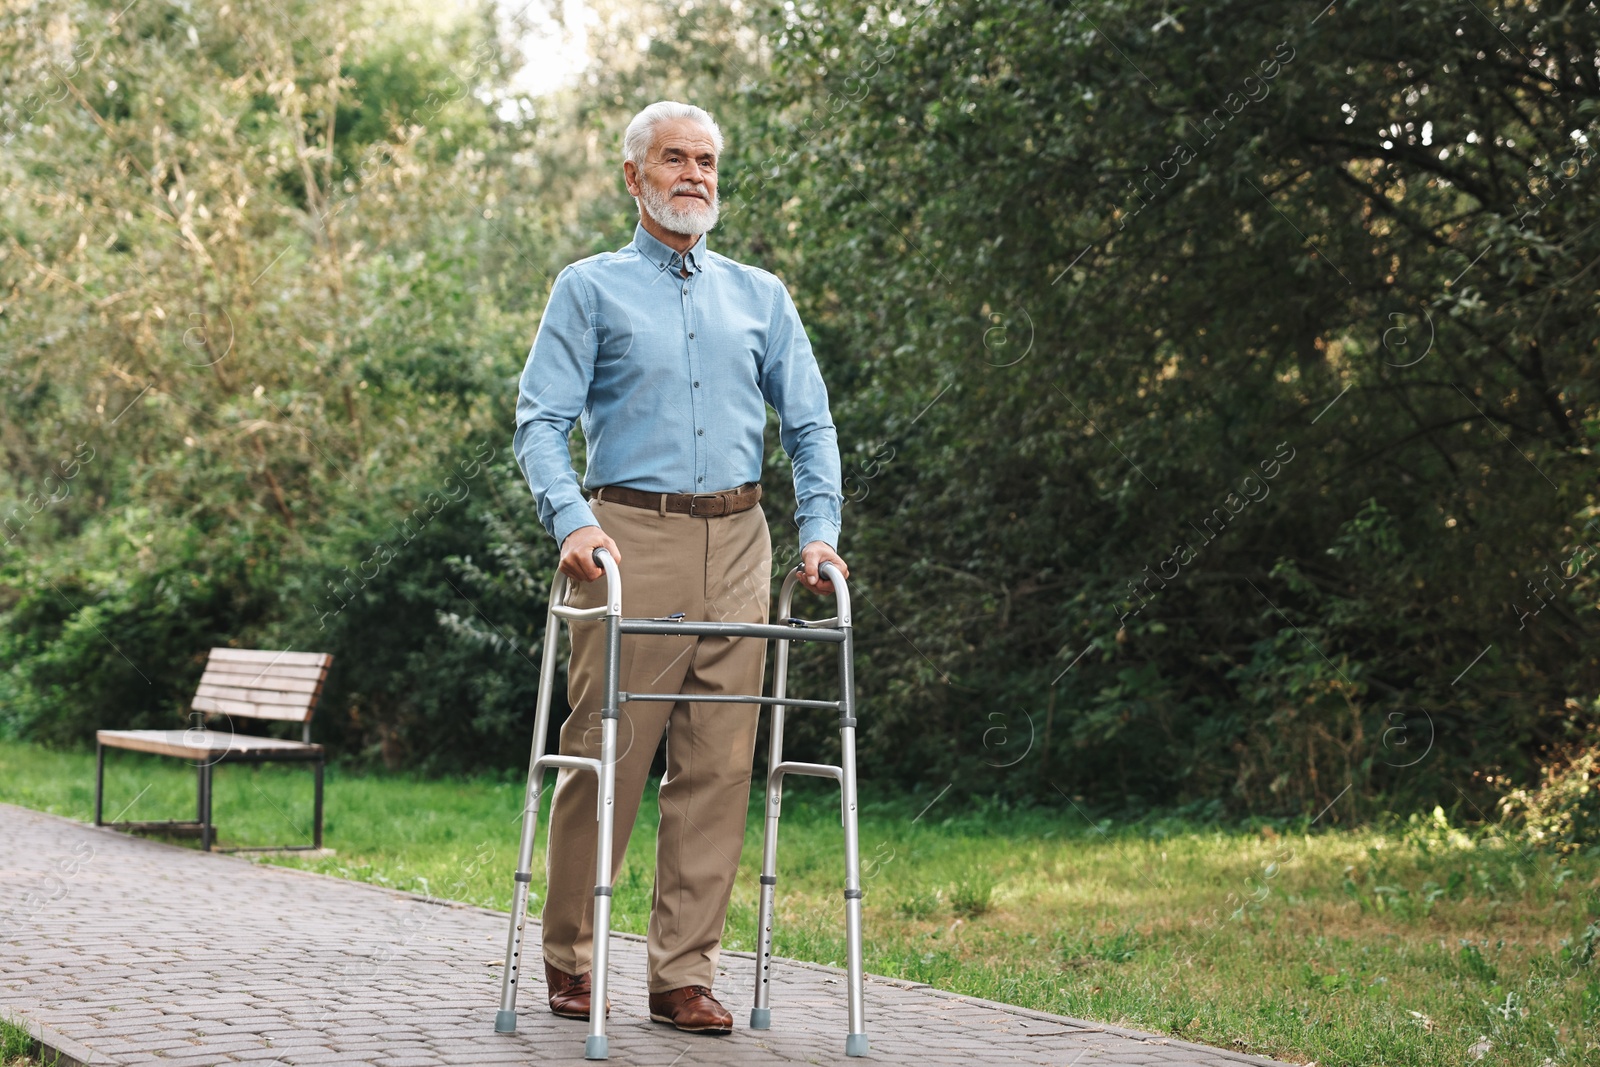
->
[1,738,1595,1066]
[0,1015,56,1066]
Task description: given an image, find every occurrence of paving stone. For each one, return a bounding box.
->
[1,803,1299,1067]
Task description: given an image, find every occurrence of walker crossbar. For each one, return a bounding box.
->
[771,760,844,782]
[771,761,849,830]
[619,692,841,711]
[493,549,868,1060]
[619,618,847,642]
[551,603,609,620]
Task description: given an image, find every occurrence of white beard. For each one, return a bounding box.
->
[638,179,719,237]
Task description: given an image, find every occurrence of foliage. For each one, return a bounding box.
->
[704,0,1600,815]
[0,0,586,764]
[3,0,1599,821]
[1497,717,1600,857]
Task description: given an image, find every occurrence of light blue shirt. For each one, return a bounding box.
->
[513,222,843,551]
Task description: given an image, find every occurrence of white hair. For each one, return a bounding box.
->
[622,101,724,166]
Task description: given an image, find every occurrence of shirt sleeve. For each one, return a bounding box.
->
[513,265,602,547]
[758,279,843,551]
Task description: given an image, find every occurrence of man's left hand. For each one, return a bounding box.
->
[801,541,849,595]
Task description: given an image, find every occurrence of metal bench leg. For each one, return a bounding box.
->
[312,759,325,851]
[94,742,105,827]
[496,576,568,1035]
[198,761,214,852]
[750,628,793,1032]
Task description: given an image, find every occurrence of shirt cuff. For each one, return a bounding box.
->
[553,501,602,548]
[798,519,841,553]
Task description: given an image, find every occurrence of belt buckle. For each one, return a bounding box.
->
[688,493,724,517]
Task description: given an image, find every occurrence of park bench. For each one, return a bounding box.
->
[94,647,332,852]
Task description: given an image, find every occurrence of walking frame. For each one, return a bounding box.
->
[493,548,868,1060]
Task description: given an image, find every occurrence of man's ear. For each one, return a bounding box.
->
[623,160,640,197]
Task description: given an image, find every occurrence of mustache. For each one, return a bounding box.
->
[671,183,710,200]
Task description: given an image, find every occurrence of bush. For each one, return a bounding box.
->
[1498,720,1600,856]
[0,528,278,746]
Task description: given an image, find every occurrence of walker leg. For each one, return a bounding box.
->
[750,776,782,1031]
[838,628,868,1056]
[495,775,544,1036]
[496,581,568,1035]
[585,611,622,1060]
[751,632,792,1030]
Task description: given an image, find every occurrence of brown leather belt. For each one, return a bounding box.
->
[589,481,762,517]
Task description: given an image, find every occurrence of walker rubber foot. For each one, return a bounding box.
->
[749,1007,771,1030]
[584,1034,609,1060]
[845,1033,869,1057]
[494,1010,517,1034]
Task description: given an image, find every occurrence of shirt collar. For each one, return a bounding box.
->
[631,221,708,276]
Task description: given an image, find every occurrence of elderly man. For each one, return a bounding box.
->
[512,100,847,1035]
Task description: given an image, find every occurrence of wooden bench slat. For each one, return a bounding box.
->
[183,649,333,725]
[97,729,323,759]
[192,694,314,723]
[199,670,323,694]
[207,649,331,669]
[200,666,327,688]
[203,661,328,683]
[194,683,318,708]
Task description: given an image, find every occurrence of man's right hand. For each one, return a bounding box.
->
[560,525,622,583]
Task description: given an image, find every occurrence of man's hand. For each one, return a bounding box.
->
[560,525,623,584]
[800,541,849,595]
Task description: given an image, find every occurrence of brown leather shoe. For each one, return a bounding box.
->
[544,961,608,1019]
[648,984,733,1034]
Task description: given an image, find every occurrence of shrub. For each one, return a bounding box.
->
[1498,720,1600,856]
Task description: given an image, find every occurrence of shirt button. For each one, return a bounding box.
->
[697,428,704,436]
[693,381,700,388]
[689,332,695,339]
[682,286,689,295]
[698,476,705,484]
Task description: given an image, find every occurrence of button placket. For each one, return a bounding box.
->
[683,270,705,486]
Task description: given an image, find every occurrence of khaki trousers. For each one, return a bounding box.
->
[540,496,772,992]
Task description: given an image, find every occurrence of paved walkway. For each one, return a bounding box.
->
[0,804,1299,1067]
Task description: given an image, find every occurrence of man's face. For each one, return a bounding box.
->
[625,117,719,237]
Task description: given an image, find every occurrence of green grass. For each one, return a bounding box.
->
[0,1016,57,1066]
[2,738,1597,1065]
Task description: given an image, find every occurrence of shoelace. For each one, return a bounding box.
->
[684,985,714,999]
